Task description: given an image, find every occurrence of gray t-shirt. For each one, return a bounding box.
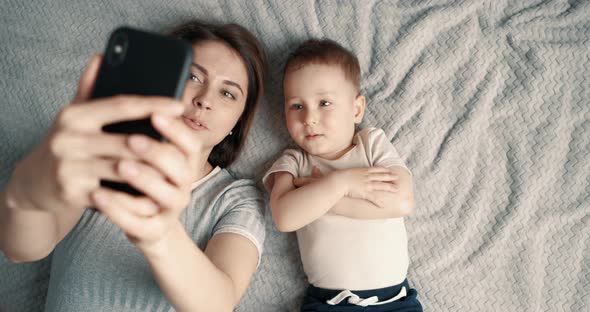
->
[44,167,266,312]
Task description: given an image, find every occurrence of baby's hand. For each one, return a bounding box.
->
[293,167,323,188]
[334,167,399,207]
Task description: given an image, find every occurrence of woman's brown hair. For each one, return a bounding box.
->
[169,21,266,168]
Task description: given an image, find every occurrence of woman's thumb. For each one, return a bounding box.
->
[72,54,102,104]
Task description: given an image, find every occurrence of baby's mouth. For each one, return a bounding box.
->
[305,134,323,140]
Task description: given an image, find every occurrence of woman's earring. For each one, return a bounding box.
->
[229,131,233,136]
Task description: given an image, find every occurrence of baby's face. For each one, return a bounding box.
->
[283,64,364,159]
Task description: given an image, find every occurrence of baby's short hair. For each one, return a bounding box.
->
[283,39,361,92]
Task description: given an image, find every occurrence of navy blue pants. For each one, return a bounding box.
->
[301,279,423,312]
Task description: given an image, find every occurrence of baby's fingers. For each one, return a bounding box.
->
[293,177,316,187]
[370,181,399,193]
[311,167,323,178]
[365,194,386,209]
[368,171,399,182]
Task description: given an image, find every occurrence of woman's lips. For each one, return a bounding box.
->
[183,117,208,130]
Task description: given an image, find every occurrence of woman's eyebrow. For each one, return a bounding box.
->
[191,63,208,75]
[223,80,244,96]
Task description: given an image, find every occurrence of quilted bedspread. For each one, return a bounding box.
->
[1,1,589,311]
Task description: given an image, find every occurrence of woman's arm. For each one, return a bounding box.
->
[0,188,66,262]
[0,56,102,262]
[139,224,258,312]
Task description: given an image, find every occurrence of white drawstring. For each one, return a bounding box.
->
[326,286,407,307]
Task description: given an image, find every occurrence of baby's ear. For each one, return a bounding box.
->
[354,94,366,123]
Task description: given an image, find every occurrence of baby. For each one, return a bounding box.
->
[263,39,423,311]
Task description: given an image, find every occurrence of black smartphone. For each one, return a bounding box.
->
[91,26,193,196]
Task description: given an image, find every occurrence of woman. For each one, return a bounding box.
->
[0,20,266,312]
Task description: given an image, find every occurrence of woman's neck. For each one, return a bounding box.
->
[197,162,214,181]
[192,149,215,183]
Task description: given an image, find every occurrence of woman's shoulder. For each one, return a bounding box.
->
[204,168,264,201]
[187,168,265,224]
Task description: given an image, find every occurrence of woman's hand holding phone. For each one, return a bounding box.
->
[5,55,193,229]
[3,26,196,261]
[89,96,207,251]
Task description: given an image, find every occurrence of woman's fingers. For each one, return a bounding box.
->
[151,114,202,157]
[55,158,121,188]
[79,158,122,183]
[58,95,184,133]
[116,160,189,212]
[92,188,159,217]
[52,158,122,208]
[91,188,165,240]
[72,54,102,104]
[49,132,139,159]
[126,134,191,187]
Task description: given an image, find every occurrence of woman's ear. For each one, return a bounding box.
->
[353,94,366,123]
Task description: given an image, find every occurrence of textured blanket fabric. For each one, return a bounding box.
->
[1,1,588,311]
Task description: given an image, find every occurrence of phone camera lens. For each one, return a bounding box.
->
[108,32,128,66]
[114,44,123,54]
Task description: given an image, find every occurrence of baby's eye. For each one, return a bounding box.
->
[291,104,304,110]
[222,90,236,100]
[319,100,331,107]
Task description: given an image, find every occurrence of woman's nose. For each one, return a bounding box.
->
[192,87,213,110]
[193,99,212,110]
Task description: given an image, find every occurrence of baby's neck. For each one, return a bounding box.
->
[312,142,356,161]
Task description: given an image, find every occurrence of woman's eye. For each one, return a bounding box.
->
[189,73,203,83]
[291,104,304,110]
[222,90,236,100]
[320,100,331,107]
